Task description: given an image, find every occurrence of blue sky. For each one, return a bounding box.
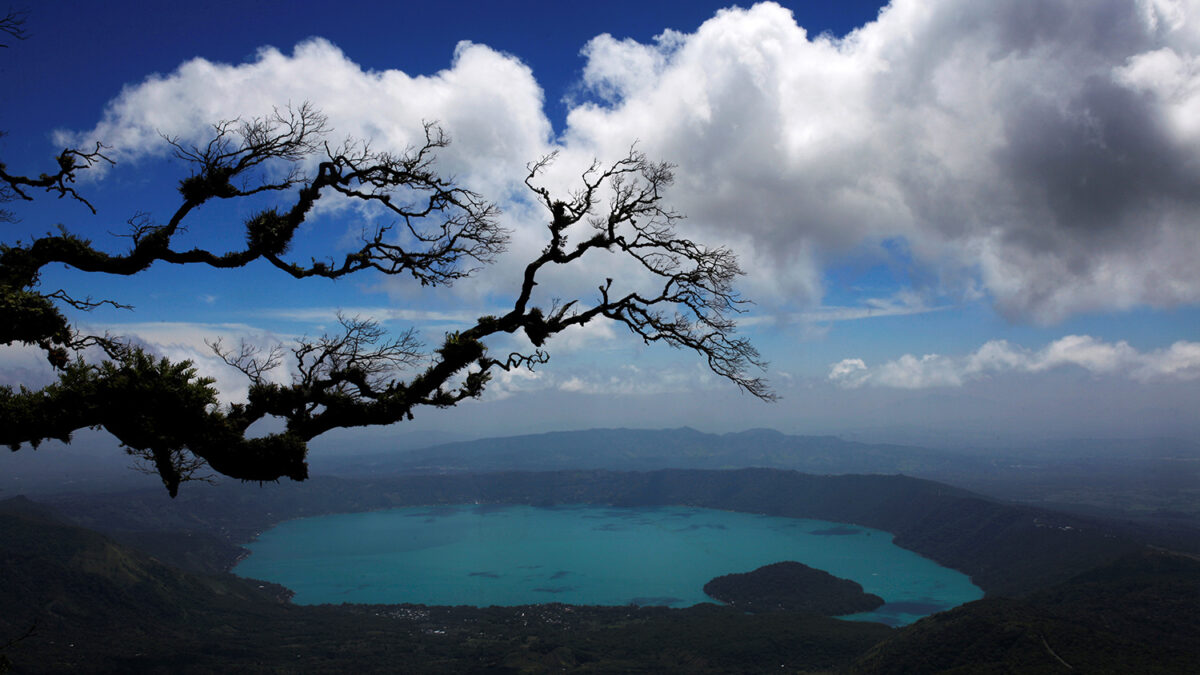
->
[3,0,1200,448]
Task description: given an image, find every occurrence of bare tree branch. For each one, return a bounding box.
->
[1,103,770,496]
[210,338,285,386]
[164,103,327,207]
[487,148,775,400]
[0,7,28,47]
[291,314,423,398]
[0,143,113,213]
[43,289,132,312]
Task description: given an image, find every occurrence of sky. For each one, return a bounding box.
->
[3,0,1200,453]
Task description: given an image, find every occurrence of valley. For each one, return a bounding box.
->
[2,429,1198,672]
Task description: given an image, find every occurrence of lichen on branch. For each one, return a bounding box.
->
[1,104,771,496]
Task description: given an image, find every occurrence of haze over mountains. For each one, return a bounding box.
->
[7,426,1197,546]
[324,426,1200,481]
[8,426,1197,507]
[314,427,1200,537]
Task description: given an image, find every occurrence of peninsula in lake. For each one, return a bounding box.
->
[704,561,885,615]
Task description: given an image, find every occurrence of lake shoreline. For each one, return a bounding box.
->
[234,503,983,625]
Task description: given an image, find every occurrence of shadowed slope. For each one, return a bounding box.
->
[850,550,1200,674]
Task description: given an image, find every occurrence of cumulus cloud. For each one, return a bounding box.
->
[829,335,1200,388]
[57,38,551,198]
[563,0,1200,321]
[55,0,1200,323]
[53,36,664,310]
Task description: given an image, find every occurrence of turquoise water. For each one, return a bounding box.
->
[233,504,982,625]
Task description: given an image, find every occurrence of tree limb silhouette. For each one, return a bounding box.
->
[1,104,770,496]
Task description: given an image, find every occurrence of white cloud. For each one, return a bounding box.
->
[77,321,295,404]
[793,291,946,323]
[830,335,1200,388]
[2,314,632,408]
[54,36,672,315]
[1132,339,1200,381]
[0,344,57,389]
[54,0,1200,324]
[551,363,717,397]
[482,366,545,401]
[827,358,869,388]
[57,38,552,200]
[563,0,1200,321]
[0,324,290,400]
[577,30,688,106]
[262,306,494,328]
[480,360,722,401]
[1032,335,1138,374]
[874,354,966,389]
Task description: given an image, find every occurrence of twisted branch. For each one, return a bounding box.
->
[1,107,769,496]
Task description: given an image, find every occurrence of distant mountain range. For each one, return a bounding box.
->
[9,426,1198,523]
[44,468,1157,596]
[322,426,1200,483]
[316,427,1200,546]
[320,427,971,475]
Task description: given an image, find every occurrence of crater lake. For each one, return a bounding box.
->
[233,504,983,625]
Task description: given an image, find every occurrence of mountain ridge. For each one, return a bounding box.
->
[47,468,1145,596]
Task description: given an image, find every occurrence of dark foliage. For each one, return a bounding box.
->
[850,550,1200,674]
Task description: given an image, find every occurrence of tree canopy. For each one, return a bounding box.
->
[2,90,771,496]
